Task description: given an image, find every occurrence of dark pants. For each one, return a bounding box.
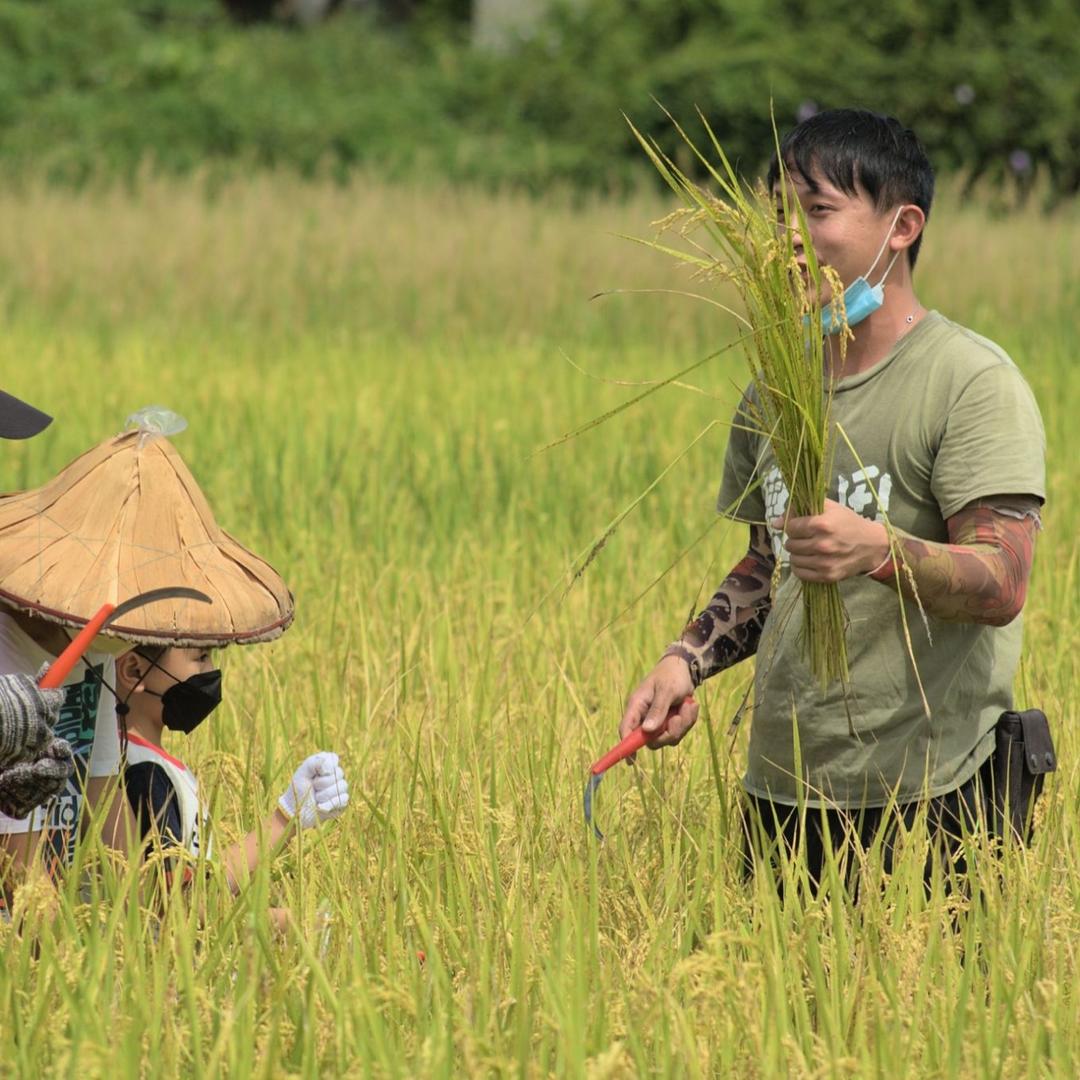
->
[741,756,996,898]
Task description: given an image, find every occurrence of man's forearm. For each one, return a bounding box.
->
[664,524,774,685]
[870,498,1040,626]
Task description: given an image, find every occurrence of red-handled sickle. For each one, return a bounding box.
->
[38,587,213,689]
[584,695,694,840]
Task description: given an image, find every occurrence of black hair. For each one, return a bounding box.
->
[766,108,935,269]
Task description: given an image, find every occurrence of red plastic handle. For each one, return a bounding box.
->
[589,696,695,775]
[38,602,115,689]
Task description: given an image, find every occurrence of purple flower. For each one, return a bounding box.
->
[796,100,819,123]
[1009,149,1033,174]
[953,84,975,106]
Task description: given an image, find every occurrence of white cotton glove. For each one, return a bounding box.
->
[278,751,349,830]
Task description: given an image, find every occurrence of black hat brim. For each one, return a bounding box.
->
[0,391,52,439]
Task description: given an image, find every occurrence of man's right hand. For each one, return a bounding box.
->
[619,654,699,759]
[0,672,65,769]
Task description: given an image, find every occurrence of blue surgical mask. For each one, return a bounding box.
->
[815,208,904,335]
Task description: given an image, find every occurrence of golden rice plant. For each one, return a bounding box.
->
[628,110,850,686]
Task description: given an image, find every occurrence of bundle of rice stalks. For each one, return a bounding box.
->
[629,111,850,686]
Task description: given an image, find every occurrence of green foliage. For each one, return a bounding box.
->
[521,0,1080,201]
[0,0,1077,195]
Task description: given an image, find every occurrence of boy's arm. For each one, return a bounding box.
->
[127,764,291,896]
[619,524,775,747]
[221,754,349,892]
[220,809,292,894]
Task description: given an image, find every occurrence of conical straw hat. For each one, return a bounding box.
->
[0,411,293,646]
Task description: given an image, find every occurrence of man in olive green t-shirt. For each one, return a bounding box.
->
[619,109,1045,885]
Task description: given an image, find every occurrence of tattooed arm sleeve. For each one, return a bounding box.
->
[662,524,775,686]
[869,495,1041,626]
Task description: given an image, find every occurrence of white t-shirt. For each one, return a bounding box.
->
[0,611,121,868]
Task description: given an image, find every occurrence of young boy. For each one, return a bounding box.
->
[115,643,349,927]
[0,411,300,893]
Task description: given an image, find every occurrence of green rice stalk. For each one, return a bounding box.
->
[627,109,850,686]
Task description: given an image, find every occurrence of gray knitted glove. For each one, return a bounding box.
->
[0,671,65,769]
[0,736,75,819]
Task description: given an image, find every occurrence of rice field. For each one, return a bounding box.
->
[0,173,1078,1077]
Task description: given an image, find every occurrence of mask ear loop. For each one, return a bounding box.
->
[874,248,902,290]
[115,650,180,759]
[132,650,184,705]
[865,206,906,286]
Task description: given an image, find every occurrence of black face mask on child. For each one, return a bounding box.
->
[152,669,223,734]
[140,664,223,734]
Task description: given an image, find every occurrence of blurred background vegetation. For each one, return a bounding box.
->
[0,0,1076,202]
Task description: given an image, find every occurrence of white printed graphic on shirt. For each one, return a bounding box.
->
[763,464,893,564]
[837,465,893,520]
[0,613,119,872]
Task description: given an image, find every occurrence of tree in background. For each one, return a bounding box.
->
[219,0,468,25]
[0,0,1075,203]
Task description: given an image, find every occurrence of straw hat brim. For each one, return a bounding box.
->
[0,431,294,646]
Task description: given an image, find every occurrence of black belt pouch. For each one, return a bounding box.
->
[991,708,1056,843]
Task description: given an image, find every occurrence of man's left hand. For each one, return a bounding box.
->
[773,499,890,583]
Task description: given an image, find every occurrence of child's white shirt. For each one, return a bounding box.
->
[0,612,120,864]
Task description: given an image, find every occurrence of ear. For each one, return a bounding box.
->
[890,204,926,258]
[115,651,148,695]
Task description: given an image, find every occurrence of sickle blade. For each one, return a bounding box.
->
[105,586,212,628]
[40,587,213,689]
[584,773,605,841]
[581,698,694,844]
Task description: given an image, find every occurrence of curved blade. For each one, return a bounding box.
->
[582,696,695,843]
[105,586,212,628]
[584,773,605,841]
[40,587,214,689]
